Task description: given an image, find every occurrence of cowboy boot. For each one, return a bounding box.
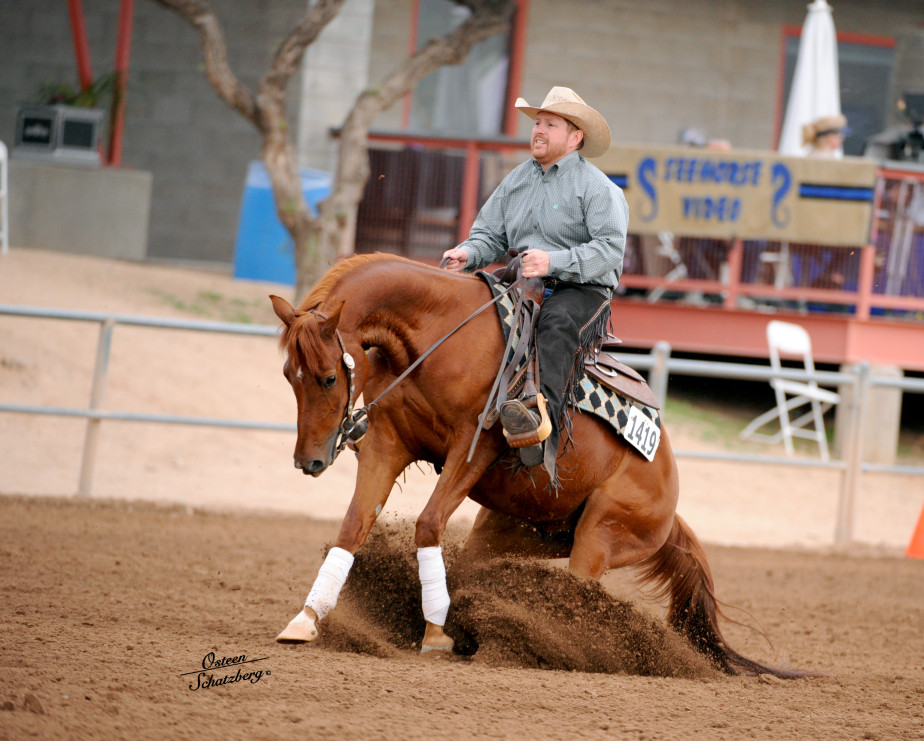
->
[500,395,551,467]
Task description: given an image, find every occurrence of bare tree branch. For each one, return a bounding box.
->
[151,0,259,125]
[369,1,515,114]
[148,0,515,296]
[262,0,346,93]
[318,0,516,267]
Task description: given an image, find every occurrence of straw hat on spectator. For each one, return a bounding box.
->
[515,87,611,158]
[802,113,848,146]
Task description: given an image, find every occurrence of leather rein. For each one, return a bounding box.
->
[308,277,522,461]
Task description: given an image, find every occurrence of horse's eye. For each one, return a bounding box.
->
[322,374,337,389]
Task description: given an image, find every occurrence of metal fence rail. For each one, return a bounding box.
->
[1,304,921,545]
[616,343,924,544]
[619,341,924,475]
[0,304,294,497]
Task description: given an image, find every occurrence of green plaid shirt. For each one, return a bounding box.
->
[459,150,628,288]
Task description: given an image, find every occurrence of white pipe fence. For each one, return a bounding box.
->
[1,304,922,544]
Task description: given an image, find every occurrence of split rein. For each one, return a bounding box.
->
[310,273,523,461]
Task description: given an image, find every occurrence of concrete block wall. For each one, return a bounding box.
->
[367,0,413,132]
[0,0,304,265]
[511,0,924,153]
[298,0,375,174]
[2,0,922,266]
[9,160,151,261]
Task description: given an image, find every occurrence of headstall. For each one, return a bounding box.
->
[305,279,520,463]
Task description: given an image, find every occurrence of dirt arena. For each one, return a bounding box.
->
[1,495,922,740]
[1,249,923,739]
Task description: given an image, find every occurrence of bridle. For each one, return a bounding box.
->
[305,279,521,463]
[303,309,363,458]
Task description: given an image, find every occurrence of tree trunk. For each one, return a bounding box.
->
[150,0,515,301]
[151,0,345,299]
[308,0,516,299]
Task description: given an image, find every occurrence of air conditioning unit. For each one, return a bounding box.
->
[13,105,104,167]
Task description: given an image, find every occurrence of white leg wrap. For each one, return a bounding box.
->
[417,546,450,626]
[305,547,354,621]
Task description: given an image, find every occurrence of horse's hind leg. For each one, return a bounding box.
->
[460,507,574,563]
[568,431,680,579]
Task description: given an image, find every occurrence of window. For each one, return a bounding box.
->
[780,29,895,156]
[408,0,512,136]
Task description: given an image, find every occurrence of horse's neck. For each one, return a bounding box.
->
[339,264,464,368]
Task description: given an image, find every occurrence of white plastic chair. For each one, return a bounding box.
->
[0,140,8,255]
[740,320,841,461]
[646,232,688,303]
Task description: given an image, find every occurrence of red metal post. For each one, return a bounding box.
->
[723,238,743,310]
[108,0,135,167]
[457,141,480,243]
[67,0,94,90]
[856,244,876,321]
[503,0,530,138]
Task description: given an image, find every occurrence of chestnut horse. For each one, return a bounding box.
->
[270,253,795,677]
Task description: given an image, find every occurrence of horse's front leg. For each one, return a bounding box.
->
[276,441,413,644]
[414,440,500,653]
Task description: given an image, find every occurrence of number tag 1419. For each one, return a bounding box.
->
[623,405,661,462]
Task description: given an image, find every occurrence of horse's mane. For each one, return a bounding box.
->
[297,252,417,311]
[283,252,420,363]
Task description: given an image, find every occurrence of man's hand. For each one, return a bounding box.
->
[521,249,550,279]
[441,248,469,272]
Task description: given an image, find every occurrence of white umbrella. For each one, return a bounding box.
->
[778,0,842,157]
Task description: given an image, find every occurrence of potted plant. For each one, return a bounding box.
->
[34,71,117,109]
[15,73,117,165]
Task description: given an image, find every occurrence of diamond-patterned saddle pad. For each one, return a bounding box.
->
[477,273,661,451]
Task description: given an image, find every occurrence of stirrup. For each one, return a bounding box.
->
[500,396,551,467]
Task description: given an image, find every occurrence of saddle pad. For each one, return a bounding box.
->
[476,273,662,458]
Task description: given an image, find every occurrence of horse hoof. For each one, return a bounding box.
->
[420,638,454,655]
[275,608,319,643]
[420,621,454,654]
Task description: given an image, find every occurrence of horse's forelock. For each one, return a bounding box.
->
[280,312,329,373]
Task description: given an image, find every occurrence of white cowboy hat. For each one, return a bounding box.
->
[515,86,611,158]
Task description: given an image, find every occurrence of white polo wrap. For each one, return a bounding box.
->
[417,546,450,626]
[305,546,354,620]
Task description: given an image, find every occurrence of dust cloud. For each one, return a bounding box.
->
[322,522,719,678]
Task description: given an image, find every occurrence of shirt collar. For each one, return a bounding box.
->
[531,149,582,176]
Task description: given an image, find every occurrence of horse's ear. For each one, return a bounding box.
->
[319,301,344,341]
[269,295,296,327]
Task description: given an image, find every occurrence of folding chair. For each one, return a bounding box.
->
[740,320,841,461]
[646,232,688,303]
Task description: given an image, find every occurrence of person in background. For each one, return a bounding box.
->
[796,114,852,299]
[803,114,848,158]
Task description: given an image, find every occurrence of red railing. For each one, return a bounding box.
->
[356,133,924,321]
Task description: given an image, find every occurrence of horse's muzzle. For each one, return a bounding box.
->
[294,434,337,477]
[295,457,327,477]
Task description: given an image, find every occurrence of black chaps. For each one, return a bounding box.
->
[535,281,612,457]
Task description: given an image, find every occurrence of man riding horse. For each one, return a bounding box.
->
[442,86,628,480]
[269,132,799,673]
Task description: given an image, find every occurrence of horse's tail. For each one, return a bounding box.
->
[636,514,807,678]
